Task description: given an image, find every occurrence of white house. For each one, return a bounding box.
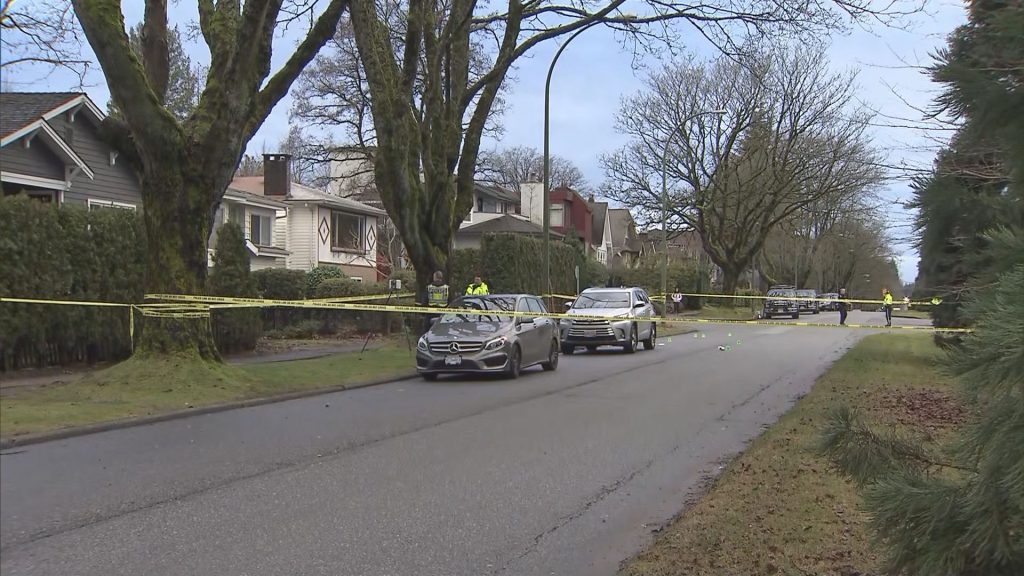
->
[209,186,290,270]
[460,183,521,228]
[227,154,386,281]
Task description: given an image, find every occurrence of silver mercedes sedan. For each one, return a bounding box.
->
[416,294,560,380]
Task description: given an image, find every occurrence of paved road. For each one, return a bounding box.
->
[1,311,915,575]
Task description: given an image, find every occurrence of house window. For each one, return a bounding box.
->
[477,197,484,212]
[228,204,245,226]
[87,199,136,211]
[550,203,564,227]
[331,210,364,252]
[249,212,273,246]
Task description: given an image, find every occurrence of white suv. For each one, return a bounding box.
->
[560,287,657,354]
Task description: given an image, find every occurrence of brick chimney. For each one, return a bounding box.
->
[263,153,292,196]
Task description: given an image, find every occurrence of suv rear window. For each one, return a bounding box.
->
[767,289,795,297]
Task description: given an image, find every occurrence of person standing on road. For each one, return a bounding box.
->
[671,291,683,314]
[838,288,850,326]
[466,274,489,295]
[423,270,450,334]
[882,288,894,327]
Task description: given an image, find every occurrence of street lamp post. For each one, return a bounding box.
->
[660,109,726,309]
[543,22,601,296]
[543,16,634,295]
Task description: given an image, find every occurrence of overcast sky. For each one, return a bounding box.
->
[3,1,968,283]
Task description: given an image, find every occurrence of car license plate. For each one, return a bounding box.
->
[444,355,462,366]
[585,330,597,337]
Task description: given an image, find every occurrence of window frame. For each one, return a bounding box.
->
[330,209,366,253]
[87,198,137,212]
[249,211,273,247]
[549,203,564,227]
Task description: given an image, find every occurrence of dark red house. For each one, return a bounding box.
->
[550,186,593,249]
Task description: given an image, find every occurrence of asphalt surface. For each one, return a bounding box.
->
[0,311,921,575]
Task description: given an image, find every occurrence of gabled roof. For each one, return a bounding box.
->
[229,176,386,217]
[590,201,609,239]
[0,92,81,138]
[475,183,519,204]
[458,214,563,237]
[0,93,106,180]
[1,92,106,143]
[607,208,639,251]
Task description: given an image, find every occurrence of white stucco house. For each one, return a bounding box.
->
[215,154,386,281]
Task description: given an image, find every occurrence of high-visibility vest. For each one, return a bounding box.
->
[427,284,449,307]
[883,293,893,305]
[466,282,489,295]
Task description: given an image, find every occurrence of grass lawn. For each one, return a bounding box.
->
[621,333,963,576]
[0,343,416,439]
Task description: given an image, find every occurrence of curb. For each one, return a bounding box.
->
[0,371,418,450]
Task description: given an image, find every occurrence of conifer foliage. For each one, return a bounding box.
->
[822,2,1023,572]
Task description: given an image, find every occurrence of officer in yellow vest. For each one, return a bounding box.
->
[423,270,449,334]
[882,288,894,327]
[466,274,489,295]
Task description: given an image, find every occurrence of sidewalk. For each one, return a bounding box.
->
[0,338,384,391]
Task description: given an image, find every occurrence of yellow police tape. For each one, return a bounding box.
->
[547,291,943,307]
[143,293,972,333]
[1,294,972,333]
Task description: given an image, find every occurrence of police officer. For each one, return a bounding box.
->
[882,288,894,327]
[423,270,449,334]
[838,288,850,326]
[466,274,489,295]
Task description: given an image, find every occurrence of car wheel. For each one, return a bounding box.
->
[505,345,522,379]
[542,340,559,371]
[421,373,438,382]
[643,323,656,350]
[561,343,575,355]
[813,309,819,315]
[623,325,638,354]
[764,313,772,319]
[791,312,799,319]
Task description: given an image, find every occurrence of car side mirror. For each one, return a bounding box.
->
[563,300,574,309]
[633,302,645,308]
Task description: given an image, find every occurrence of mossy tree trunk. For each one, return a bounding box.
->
[71,0,349,359]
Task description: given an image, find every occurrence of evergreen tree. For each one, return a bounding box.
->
[208,223,260,354]
[824,2,1024,572]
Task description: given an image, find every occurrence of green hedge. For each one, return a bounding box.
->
[0,196,145,370]
[478,234,585,295]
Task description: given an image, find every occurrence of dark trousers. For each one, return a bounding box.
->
[839,306,848,325]
[884,305,892,325]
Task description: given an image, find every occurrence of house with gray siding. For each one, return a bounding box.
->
[1,92,142,209]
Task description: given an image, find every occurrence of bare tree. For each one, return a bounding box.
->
[343,0,918,296]
[0,0,90,84]
[601,42,884,294]
[477,145,586,193]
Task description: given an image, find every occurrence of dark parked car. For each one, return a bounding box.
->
[416,294,559,380]
[763,288,800,319]
[795,289,820,314]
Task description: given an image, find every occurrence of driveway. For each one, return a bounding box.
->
[0,312,908,575]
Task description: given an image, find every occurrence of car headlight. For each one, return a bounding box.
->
[417,337,429,352]
[484,336,507,351]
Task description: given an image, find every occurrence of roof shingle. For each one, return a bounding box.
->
[0,92,82,138]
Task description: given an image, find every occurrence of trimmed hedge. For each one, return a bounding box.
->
[479,234,585,295]
[0,196,145,370]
